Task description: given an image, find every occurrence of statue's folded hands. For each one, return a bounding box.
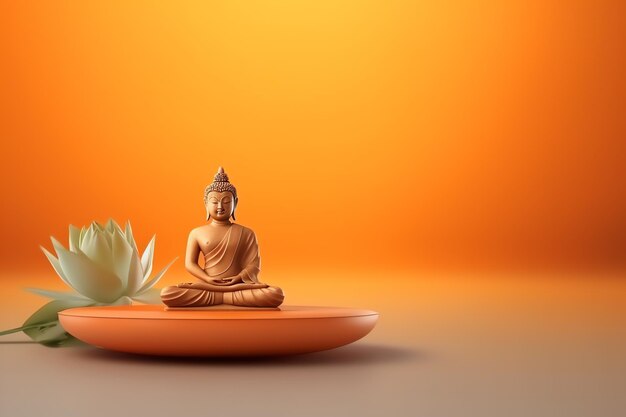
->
[202,275,244,286]
[176,282,269,291]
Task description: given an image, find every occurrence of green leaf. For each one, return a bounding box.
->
[0,321,55,336]
[22,299,93,346]
[49,335,86,347]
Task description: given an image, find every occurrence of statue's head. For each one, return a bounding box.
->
[204,166,238,221]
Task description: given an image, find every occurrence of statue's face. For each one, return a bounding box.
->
[206,191,236,221]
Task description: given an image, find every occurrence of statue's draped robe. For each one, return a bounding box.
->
[161,224,284,307]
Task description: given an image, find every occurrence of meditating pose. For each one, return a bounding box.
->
[160,167,284,308]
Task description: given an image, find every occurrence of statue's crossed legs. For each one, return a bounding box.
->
[161,285,284,308]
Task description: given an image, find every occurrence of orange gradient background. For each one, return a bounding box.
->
[1,2,626,416]
[1,1,625,278]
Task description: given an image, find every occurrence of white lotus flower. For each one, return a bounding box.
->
[0,219,177,346]
[38,218,176,304]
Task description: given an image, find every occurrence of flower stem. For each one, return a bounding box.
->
[0,321,58,336]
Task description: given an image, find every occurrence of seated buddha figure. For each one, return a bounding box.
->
[160,167,284,308]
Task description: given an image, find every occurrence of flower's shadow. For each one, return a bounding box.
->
[74,343,422,367]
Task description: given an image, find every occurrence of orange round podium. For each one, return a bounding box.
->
[58,305,379,357]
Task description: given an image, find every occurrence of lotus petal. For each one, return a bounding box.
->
[55,244,123,302]
[106,220,124,252]
[108,218,124,237]
[25,287,89,302]
[50,236,68,256]
[141,235,156,281]
[79,226,87,247]
[124,248,144,295]
[131,288,162,304]
[81,229,113,273]
[40,245,73,289]
[124,220,139,253]
[103,231,113,249]
[110,219,124,236]
[104,218,116,234]
[111,228,134,288]
[105,296,133,306]
[102,219,115,248]
[138,257,178,293]
[100,228,112,251]
[69,225,81,252]
[80,226,94,252]
[22,299,93,346]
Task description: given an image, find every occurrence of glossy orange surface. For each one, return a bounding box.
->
[59,305,379,357]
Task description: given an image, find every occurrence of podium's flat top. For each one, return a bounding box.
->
[59,304,379,320]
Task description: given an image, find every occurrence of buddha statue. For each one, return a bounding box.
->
[160,167,285,309]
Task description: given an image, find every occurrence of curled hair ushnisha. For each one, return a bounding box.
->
[203,166,238,205]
